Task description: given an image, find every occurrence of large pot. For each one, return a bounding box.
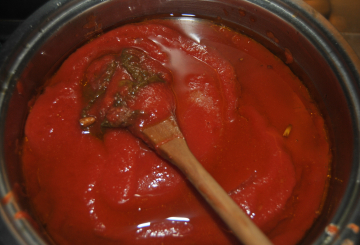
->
[0,0,359,244]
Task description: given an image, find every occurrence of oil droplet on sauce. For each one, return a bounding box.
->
[239,9,246,16]
[284,48,294,64]
[266,31,280,43]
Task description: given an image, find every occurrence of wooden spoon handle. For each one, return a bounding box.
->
[141,116,273,245]
[158,137,273,245]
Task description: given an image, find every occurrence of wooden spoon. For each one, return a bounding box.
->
[80,48,272,244]
[140,115,273,245]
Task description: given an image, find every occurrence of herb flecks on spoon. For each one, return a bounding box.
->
[79,48,166,133]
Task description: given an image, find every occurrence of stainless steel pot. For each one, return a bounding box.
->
[0,0,359,244]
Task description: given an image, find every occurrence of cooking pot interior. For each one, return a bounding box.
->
[0,0,359,244]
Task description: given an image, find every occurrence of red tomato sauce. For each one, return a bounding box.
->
[22,18,330,245]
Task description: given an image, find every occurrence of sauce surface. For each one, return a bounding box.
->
[22,18,330,245]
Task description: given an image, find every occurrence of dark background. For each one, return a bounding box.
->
[0,0,49,47]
